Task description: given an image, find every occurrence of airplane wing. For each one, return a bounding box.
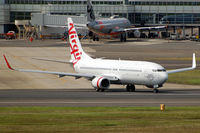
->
[45,23,87,29]
[167,53,196,74]
[4,55,94,79]
[124,26,166,32]
[3,55,119,81]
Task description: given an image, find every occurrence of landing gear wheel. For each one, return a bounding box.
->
[130,86,135,92]
[100,89,105,92]
[93,35,99,41]
[124,35,127,42]
[153,89,159,93]
[120,35,123,42]
[126,88,130,92]
[120,33,127,42]
[93,36,96,41]
[95,88,100,92]
[126,84,135,92]
[95,88,104,92]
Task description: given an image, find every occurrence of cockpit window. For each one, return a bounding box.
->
[152,69,166,72]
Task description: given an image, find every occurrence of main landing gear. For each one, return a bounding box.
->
[93,35,99,41]
[126,84,135,92]
[120,32,127,42]
[95,88,105,92]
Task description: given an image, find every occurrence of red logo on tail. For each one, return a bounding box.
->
[68,23,82,65]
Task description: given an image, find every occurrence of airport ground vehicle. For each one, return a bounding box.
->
[5,31,16,40]
[170,33,177,40]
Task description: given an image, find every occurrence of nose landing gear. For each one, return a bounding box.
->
[153,85,159,93]
[153,88,159,93]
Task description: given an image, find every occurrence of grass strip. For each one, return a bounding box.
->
[167,70,200,85]
[0,106,200,133]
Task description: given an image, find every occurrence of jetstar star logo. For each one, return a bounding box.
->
[68,23,82,65]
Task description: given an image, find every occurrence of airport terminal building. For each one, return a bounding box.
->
[1,0,200,34]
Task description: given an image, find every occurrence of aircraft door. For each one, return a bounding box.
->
[111,61,119,75]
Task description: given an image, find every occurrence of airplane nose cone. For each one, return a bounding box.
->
[160,72,168,84]
[87,23,91,28]
[87,22,94,28]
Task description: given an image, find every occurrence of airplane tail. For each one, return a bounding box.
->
[67,18,92,64]
[87,0,95,22]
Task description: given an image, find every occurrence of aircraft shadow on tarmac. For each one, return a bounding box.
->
[92,88,194,94]
[58,88,199,94]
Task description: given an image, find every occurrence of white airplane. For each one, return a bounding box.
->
[4,18,196,93]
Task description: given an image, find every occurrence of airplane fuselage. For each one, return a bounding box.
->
[74,59,168,87]
[87,18,131,36]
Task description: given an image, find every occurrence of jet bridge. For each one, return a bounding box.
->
[31,13,88,39]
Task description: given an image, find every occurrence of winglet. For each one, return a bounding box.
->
[167,53,197,74]
[3,55,14,70]
[192,53,196,68]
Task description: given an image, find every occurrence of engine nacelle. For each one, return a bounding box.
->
[134,30,141,38]
[92,77,110,89]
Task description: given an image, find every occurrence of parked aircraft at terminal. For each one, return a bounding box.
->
[46,0,166,42]
[4,18,196,93]
[86,0,166,42]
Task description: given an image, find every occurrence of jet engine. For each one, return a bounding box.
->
[134,30,141,38]
[92,77,110,89]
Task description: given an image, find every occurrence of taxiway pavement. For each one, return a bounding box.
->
[0,89,200,107]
